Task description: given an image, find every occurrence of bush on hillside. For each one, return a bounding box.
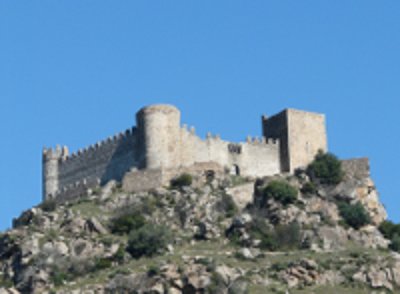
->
[307,150,344,185]
[274,222,302,250]
[110,213,146,235]
[127,223,172,258]
[379,220,400,252]
[379,220,400,239]
[261,180,298,207]
[40,199,57,212]
[170,173,193,189]
[229,217,302,251]
[217,193,238,218]
[247,218,278,250]
[338,201,371,229]
[390,235,400,252]
[301,181,317,195]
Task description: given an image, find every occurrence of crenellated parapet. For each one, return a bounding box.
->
[245,136,279,145]
[42,127,139,201]
[62,127,136,162]
[42,104,327,203]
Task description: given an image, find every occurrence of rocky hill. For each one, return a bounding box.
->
[0,153,399,294]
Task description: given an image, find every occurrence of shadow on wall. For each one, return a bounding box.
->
[100,134,141,185]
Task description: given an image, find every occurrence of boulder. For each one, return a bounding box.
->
[226,183,254,210]
[317,226,348,250]
[85,218,108,234]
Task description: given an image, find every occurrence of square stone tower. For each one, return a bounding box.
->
[262,108,327,173]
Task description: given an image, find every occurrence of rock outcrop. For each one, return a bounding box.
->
[0,162,395,293]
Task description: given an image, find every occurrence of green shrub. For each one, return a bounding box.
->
[40,199,57,212]
[94,258,112,271]
[301,182,317,195]
[147,264,161,277]
[261,181,298,207]
[390,235,400,252]
[379,220,400,239]
[378,220,400,252]
[51,270,69,287]
[226,228,243,247]
[307,151,344,185]
[217,193,238,218]
[206,272,226,294]
[248,218,278,250]
[274,222,301,250]
[247,219,301,251]
[127,223,172,258]
[0,276,13,288]
[171,173,193,188]
[111,245,125,263]
[110,213,146,235]
[338,202,371,229]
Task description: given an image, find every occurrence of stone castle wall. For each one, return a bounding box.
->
[179,127,281,177]
[262,112,289,171]
[263,109,327,172]
[286,109,327,172]
[43,104,326,202]
[43,128,141,200]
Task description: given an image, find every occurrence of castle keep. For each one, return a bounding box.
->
[42,104,327,201]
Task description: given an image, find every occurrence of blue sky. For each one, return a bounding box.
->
[0,1,399,230]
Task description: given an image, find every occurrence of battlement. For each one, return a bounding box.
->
[245,136,278,145]
[62,127,137,162]
[43,145,69,159]
[42,104,327,202]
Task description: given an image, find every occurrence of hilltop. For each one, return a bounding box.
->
[0,153,400,293]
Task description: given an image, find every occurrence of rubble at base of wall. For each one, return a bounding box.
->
[122,162,225,193]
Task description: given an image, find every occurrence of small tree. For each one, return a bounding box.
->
[170,173,193,189]
[307,150,344,185]
[261,180,298,207]
[378,220,400,252]
[127,223,172,258]
[338,202,371,229]
[379,220,400,239]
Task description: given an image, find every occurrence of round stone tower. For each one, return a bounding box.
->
[42,146,61,200]
[136,104,181,169]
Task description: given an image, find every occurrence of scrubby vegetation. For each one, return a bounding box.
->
[228,217,302,251]
[110,213,146,235]
[170,173,193,189]
[307,151,344,185]
[261,180,298,207]
[127,223,172,258]
[379,220,400,252]
[217,192,238,218]
[338,201,371,229]
[40,199,57,212]
[301,181,317,195]
[2,156,394,293]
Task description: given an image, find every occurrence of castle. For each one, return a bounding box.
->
[42,104,327,201]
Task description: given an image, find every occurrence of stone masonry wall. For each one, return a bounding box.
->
[179,127,281,178]
[286,109,327,172]
[262,109,328,173]
[262,111,290,172]
[43,104,324,202]
[47,128,139,200]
